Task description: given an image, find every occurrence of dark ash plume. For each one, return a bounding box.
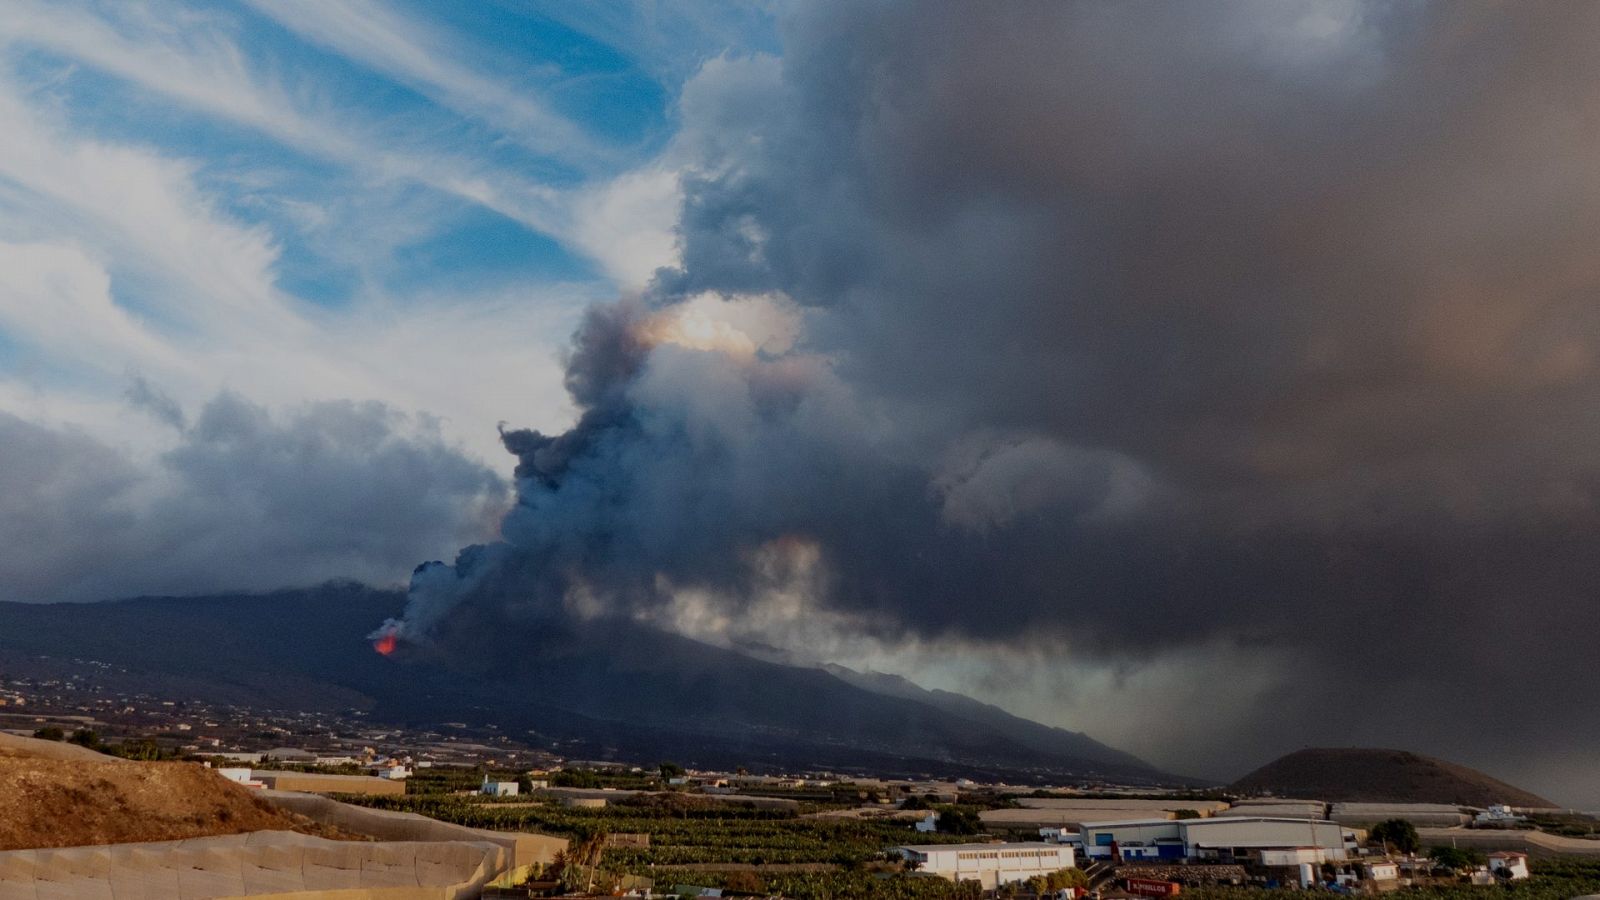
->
[384,0,1600,803]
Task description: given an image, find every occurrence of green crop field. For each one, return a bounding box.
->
[1183,859,1600,900]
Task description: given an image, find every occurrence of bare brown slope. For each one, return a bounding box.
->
[1231,748,1553,807]
[0,738,355,850]
[0,731,126,762]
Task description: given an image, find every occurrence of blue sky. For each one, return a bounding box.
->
[0,0,775,465]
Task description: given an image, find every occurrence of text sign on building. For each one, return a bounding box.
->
[1126,879,1181,897]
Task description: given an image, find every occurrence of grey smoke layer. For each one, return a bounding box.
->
[392,2,1600,801]
[1,394,504,603]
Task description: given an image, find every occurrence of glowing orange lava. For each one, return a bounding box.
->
[373,633,397,656]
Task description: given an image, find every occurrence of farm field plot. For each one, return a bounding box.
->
[340,793,974,870]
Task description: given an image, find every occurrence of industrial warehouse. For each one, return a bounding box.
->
[895,816,1364,893]
[1080,816,1356,865]
[895,842,1077,890]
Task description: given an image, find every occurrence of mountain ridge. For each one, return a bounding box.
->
[0,583,1179,785]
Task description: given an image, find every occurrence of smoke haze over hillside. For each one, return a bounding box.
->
[382,1,1600,804]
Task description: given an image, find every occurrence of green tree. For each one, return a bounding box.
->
[559,826,610,894]
[1173,809,1202,820]
[660,762,686,779]
[32,726,64,741]
[109,739,171,761]
[1428,846,1484,871]
[68,728,100,749]
[723,871,766,894]
[553,769,603,788]
[936,808,982,835]
[1027,868,1089,895]
[1369,818,1420,854]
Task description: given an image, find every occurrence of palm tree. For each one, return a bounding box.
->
[565,827,609,894]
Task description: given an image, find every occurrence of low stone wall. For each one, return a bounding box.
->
[0,829,505,900]
[263,790,568,884]
[253,772,407,796]
[1119,864,1247,884]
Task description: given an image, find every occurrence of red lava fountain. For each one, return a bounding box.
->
[373,633,397,656]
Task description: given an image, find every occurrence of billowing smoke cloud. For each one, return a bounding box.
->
[1,392,505,603]
[388,1,1600,802]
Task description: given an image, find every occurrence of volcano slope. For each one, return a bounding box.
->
[1231,747,1553,807]
[0,584,1178,785]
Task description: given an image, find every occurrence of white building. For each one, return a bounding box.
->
[1081,817,1350,864]
[481,777,520,797]
[1039,828,1084,850]
[1360,860,1399,882]
[1475,805,1525,825]
[897,842,1075,890]
[1488,852,1530,880]
[215,767,264,788]
[915,814,938,833]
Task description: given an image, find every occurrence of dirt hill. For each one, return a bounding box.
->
[0,731,124,763]
[1230,748,1553,807]
[0,733,355,850]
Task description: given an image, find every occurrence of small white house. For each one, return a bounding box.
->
[216,768,264,788]
[915,813,938,833]
[1360,860,1399,882]
[481,776,520,797]
[1488,851,1530,880]
[1039,829,1084,850]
